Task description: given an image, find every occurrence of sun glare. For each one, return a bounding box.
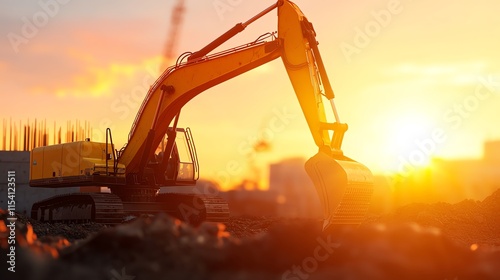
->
[386,113,436,171]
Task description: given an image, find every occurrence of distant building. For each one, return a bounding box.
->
[430,140,500,202]
[391,140,500,206]
[269,157,321,218]
[222,180,278,216]
[484,140,500,163]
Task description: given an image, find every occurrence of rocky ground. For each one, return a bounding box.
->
[1,189,499,280]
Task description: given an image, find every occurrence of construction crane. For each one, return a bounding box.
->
[29,0,374,232]
[162,0,185,69]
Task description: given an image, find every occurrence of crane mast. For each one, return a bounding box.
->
[162,0,186,69]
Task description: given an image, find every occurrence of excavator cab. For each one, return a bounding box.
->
[161,127,199,185]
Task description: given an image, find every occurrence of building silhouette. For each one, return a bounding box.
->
[389,140,500,207]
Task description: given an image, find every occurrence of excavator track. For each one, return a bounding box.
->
[31,193,125,225]
[31,192,229,226]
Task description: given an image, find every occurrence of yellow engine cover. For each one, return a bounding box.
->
[30,141,124,185]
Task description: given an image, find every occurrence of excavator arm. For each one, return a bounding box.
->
[117,0,374,231]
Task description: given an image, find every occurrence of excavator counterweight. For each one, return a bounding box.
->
[29,0,373,230]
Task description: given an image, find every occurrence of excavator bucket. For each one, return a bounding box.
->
[305,151,374,232]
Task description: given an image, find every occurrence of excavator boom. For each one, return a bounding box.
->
[119,40,281,173]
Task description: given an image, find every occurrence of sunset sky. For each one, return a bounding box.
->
[1,0,500,189]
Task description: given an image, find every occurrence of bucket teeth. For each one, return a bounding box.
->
[305,151,374,231]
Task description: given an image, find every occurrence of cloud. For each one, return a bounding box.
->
[30,55,163,98]
[1,15,168,99]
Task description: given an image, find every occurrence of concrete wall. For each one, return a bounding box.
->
[0,151,79,215]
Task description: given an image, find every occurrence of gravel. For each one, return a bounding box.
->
[1,189,499,280]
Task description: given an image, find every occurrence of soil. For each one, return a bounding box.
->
[1,189,499,280]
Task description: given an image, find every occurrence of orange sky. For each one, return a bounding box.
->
[1,0,500,189]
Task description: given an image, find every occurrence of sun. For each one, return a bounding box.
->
[384,113,436,171]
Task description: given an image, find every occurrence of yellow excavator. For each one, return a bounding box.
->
[29,0,373,232]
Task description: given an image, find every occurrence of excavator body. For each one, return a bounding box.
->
[29,0,373,231]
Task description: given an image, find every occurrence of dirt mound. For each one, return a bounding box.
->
[372,189,500,248]
[1,212,499,280]
[11,211,107,241]
[1,189,499,279]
